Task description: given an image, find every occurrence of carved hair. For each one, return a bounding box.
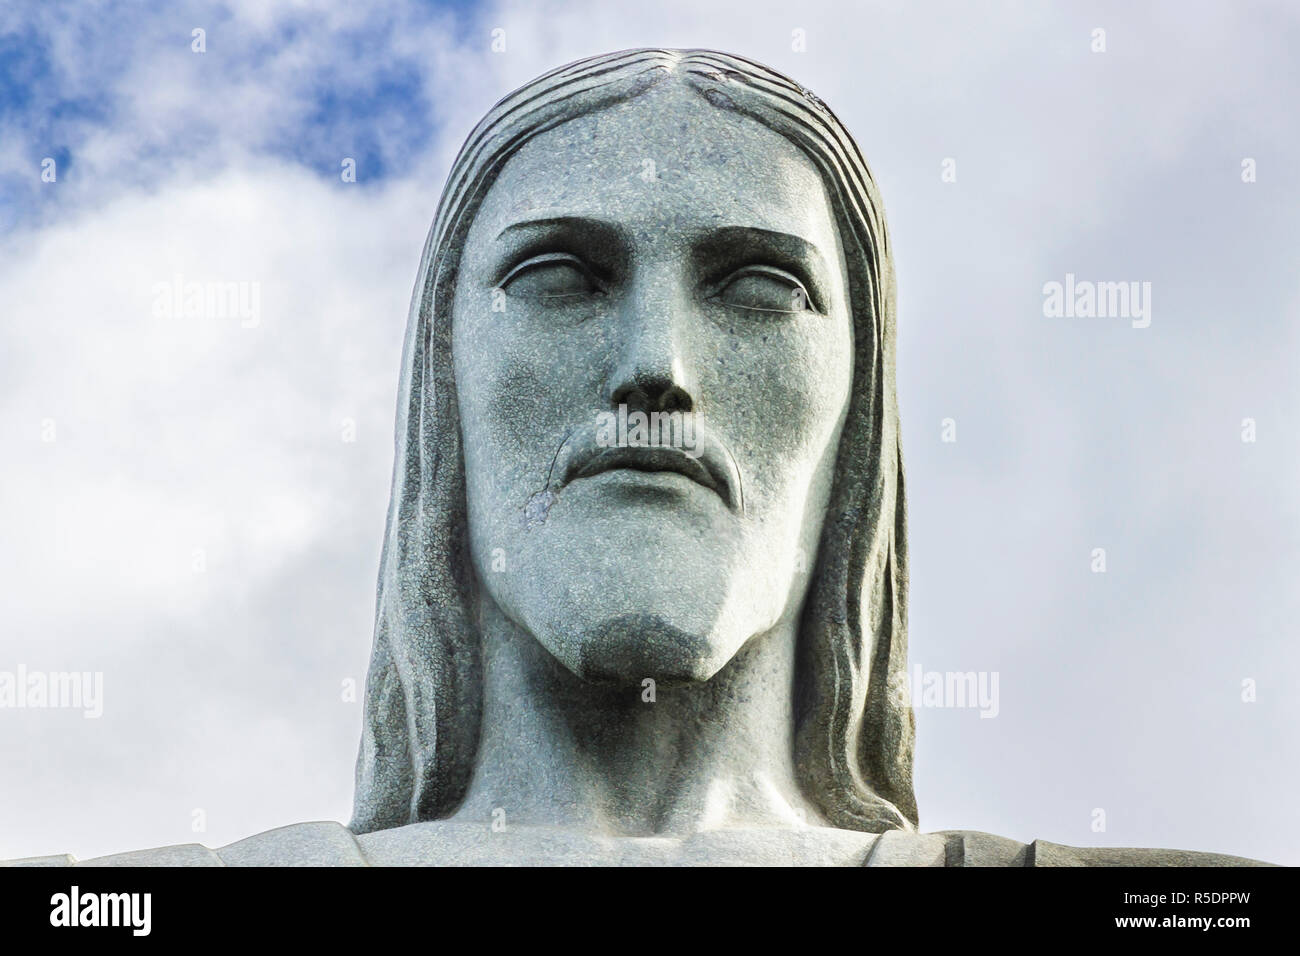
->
[351,48,917,834]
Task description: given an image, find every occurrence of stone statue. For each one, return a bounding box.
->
[5,49,1270,867]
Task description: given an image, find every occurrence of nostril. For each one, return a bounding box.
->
[610,384,650,411]
[656,385,693,414]
[610,379,694,414]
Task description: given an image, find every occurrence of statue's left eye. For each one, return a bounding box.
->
[501,253,603,300]
[713,266,815,315]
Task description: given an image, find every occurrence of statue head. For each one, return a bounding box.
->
[352,49,915,835]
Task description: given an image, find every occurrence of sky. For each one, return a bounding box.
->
[1,0,1297,865]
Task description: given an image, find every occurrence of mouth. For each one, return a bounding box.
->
[563,445,736,510]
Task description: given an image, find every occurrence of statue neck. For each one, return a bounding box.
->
[451,595,821,835]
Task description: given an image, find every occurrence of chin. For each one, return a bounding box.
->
[558,612,737,686]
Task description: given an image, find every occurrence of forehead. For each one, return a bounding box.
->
[466,83,839,247]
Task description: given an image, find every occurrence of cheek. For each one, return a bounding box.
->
[454,303,562,521]
[713,316,852,500]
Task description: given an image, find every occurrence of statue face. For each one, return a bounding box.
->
[452,82,853,685]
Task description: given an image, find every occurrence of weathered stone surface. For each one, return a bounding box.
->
[1028,840,1270,868]
[358,822,881,867]
[76,844,224,867]
[215,822,367,867]
[865,831,948,867]
[1,854,76,867]
[16,823,1269,866]
[941,830,1032,867]
[350,45,921,854]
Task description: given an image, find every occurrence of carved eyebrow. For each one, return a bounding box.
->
[491,216,629,286]
[499,220,827,263]
[495,215,628,247]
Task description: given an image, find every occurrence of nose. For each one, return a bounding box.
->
[606,267,696,414]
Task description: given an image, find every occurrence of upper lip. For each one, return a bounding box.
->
[560,439,740,511]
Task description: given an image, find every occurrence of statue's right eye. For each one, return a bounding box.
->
[500,253,604,300]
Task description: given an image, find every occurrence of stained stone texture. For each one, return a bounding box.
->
[349,45,922,850]
[6,49,1276,867]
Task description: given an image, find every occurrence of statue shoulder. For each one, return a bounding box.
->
[5,823,1275,866]
[863,829,1274,866]
[1,821,368,867]
[2,820,489,867]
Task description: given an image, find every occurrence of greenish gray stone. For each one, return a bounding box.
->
[15,824,1268,866]
[1,854,76,867]
[76,844,223,867]
[214,822,367,867]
